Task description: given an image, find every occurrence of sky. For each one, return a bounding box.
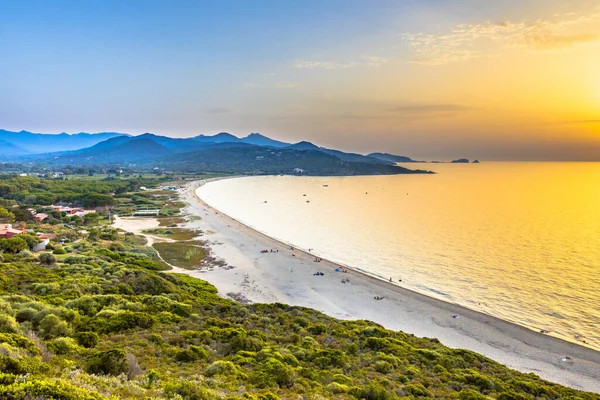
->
[1,0,599,161]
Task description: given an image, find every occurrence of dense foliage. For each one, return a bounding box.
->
[0,176,597,399]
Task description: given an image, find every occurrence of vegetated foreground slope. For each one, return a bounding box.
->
[0,178,596,400]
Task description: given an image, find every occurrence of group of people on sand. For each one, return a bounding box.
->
[313,272,324,276]
[260,249,279,254]
[374,296,385,301]
[341,278,350,284]
[314,257,323,262]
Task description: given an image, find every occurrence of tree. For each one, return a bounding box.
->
[82,194,115,208]
[39,253,56,266]
[20,234,41,250]
[0,207,15,223]
[83,213,101,226]
[0,237,28,253]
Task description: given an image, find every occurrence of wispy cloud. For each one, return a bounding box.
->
[275,81,300,89]
[390,104,476,114]
[401,8,600,64]
[205,108,230,114]
[238,82,259,90]
[293,55,387,69]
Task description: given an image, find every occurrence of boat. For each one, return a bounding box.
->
[323,184,328,187]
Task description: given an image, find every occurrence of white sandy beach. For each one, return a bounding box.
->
[116,179,600,393]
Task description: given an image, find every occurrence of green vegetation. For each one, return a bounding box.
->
[0,174,597,399]
[158,217,187,227]
[143,228,200,241]
[153,241,207,269]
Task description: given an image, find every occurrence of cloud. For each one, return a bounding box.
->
[238,82,259,90]
[390,104,476,114]
[275,81,300,89]
[205,108,230,114]
[362,56,388,67]
[401,8,600,64]
[292,55,387,69]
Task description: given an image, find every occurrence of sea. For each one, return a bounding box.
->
[196,162,600,350]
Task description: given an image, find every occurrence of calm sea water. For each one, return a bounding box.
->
[197,162,600,350]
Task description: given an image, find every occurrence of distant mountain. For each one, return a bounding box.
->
[286,141,320,151]
[193,132,240,143]
[161,145,430,176]
[368,153,417,163]
[0,139,30,156]
[6,129,431,175]
[285,142,393,165]
[51,137,172,164]
[0,130,127,153]
[451,158,470,163]
[241,133,290,148]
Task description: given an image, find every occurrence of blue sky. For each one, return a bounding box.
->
[1,0,599,160]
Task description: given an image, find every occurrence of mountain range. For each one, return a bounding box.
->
[0,129,431,176]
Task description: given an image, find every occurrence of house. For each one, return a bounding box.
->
[34,213,49,222]
[32,233,57,251]
[0,224,24,239]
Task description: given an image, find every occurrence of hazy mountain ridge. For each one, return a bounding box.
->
[0,130,127,154]
[0,129,433,175]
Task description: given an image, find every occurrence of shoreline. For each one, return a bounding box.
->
[121,178,600,393]
[180,178,600,393]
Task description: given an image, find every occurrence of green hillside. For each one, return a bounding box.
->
[0,176,597,400]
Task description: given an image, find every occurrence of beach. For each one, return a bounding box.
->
[117,179,600,393]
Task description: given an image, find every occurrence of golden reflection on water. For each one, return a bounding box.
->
[198,162,600,349]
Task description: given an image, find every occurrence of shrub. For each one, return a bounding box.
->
[38,253,56,266]
[75,332,99,348]
[53,248,67,255]
[86,349,128,376]
[38,314,70,339]
[251,358,295,388]
[0,315,19,334]
[374,360,394,373]
[328,382,350,394]
[459,388,492,400]
[48,337,81,355]
[205,360,240,377]
[164,380,219,400]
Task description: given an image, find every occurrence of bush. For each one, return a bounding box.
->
[205,360,240,377]
[164,380,220,400]
[0,315,19,334]
[75,332,99,348]
[38,314,70,339]
[86,349,128,376]
[38,253,56,266]
[251,358,295,388]
[48,337,81,355]
[53,248,67,255]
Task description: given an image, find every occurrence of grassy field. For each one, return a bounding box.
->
[152,241,207,269]
[157,216,187,227]
[143,228,200,241]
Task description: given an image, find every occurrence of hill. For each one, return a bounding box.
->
[162,146,429,175]
[368,152,418,163]
[241,133,290,148]
[0,139,29,156]
[0,130,126,154]
[1,129,432,175]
